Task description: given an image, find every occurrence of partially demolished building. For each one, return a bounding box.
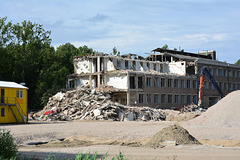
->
[67,48,240,109]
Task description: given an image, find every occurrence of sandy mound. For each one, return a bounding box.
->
[145,124,201,148]
[188,90,240,128]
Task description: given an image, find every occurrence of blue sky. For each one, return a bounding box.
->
[1,0,240,63]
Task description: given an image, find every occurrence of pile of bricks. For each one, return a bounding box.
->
[32,86,166,121]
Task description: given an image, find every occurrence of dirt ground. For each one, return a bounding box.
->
[1,120,240,160]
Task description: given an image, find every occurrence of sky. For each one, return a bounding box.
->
[1,0,240,63]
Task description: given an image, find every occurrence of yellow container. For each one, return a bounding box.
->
[0,81,28,123]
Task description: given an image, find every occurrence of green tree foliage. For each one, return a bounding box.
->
[235,59,240,65]
[0,17,94,110]
[79,45,93,56]
[162,44,168,49]
[111,47,120,56]
[37,43,78,106]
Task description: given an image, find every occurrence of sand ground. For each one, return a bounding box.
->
[1,120,240,160]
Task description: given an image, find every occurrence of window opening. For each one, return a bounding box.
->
[139,94,144,103]
[130,76,135,89]
[154,94,159,104]
[1,108,4,117]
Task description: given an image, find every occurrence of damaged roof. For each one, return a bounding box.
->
[152,48,213,60]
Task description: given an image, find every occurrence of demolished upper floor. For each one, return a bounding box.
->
[72,48,240,77]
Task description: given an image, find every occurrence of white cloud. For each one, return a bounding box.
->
[185,33,228,43]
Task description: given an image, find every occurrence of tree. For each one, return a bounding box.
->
[235,59,240,65]
[111,47,120,56]
[0,17,14,81]
[79,45,93,56]
[0,17,96,110]
[37,43,94,107]
[0,17,52,110]
[0,17,12,47]
[162,44,168,49]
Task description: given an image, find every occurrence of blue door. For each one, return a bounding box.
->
[1,89,4,104]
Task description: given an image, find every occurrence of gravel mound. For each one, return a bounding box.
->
[188,90,240,128]
[145,124,201,148]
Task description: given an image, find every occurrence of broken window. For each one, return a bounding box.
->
[125,60,128,69]
[154,77,159,87]
[153,63,157,71]
[117,60,121,68]
[186,80,191,88]
[132,61,136,70]
[100,57,104,71]
[138,76,143,89]
[146,77,152,87]
[168,79,173,88]
[161,94,166,104]
[161,78,166,87]
[174,95,179,104]
[139,62,143,70]
[181,95,185,104]
[160,64,163,72]
[147,62,150,69]
[187,95,191,104]
[174,79,179,88]
[93,58,97,72]
[166,55,171,62]
[154,94,159,104]
[120,99,127,105]
[168,94,173,104]
[100,76,104,84]
[130,76,135,89]
[146,94,152,104]
[139,94,144,103]
[180,80,185,88]
[186,65,195,75]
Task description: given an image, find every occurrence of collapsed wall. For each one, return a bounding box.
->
[32,86,167,121]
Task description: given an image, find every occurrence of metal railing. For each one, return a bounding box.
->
[0,97,16,105]
[0,97,26,123]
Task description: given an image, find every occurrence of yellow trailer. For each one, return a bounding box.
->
[0,81,28,123]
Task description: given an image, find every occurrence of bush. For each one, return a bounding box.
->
[0,129,18,159]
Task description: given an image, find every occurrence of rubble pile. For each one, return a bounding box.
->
[32,86,166,121]
[180,103,205,113]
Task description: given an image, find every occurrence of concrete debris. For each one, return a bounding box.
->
[32,86,167,121]
[180,103,205,113]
